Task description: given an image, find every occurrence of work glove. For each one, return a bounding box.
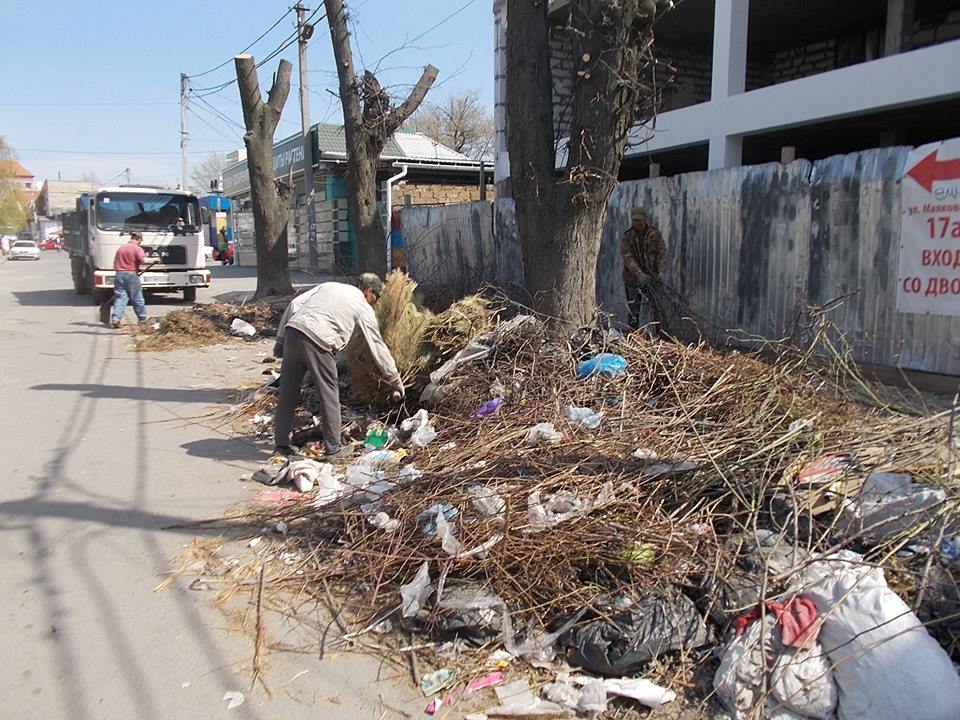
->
[273,340,284,359]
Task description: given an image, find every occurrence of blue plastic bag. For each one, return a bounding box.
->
[576,353,627,380]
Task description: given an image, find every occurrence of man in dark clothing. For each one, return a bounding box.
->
[621,207,667,331]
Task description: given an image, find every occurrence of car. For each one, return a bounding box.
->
[9,240,40,260]
[39,239,58,251]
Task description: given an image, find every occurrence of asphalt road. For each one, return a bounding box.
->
[0,253,421,719]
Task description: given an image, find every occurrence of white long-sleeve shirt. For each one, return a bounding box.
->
[276,282,402,389]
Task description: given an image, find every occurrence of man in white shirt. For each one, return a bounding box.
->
[272,273,404,458]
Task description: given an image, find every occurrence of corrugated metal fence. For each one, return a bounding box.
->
[400,147,960,376]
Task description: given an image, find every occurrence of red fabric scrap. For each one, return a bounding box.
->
[733,597,820,649]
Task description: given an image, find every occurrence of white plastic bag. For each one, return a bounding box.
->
[841,471,947,542]
[769,645,837,719]
[565,405,603,430]
[524,422,564,447]
[411,424,437,448]
[230,318,256,337]
[400,561,432,617]
[794,550,960,720]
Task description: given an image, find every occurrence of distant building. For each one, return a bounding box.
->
[494,0,960,188]
[222,123,492,272]
[35,179,99,218]
[0,159,34,190]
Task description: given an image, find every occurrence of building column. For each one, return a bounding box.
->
[884,0,915,56]
[493,0,511,196]
[711,0,750,100]
[709,135,743,170]
[709,0,749,168]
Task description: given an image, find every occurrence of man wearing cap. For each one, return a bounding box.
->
[272,273,405,459]
[621,208,667,330]
[110,231,158,328]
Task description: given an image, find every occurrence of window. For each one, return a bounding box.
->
[95,192,200,231]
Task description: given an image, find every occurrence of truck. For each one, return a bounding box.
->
[62,185,212,304]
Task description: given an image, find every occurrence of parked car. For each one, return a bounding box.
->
[10,240,40,260]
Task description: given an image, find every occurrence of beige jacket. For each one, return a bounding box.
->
[277,282,403,390]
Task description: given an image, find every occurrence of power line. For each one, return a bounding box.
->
[406,0,479,46]
[192,7,325,97]
[187,7,295,78]
[189,107,241,145]
[191,92,246,131]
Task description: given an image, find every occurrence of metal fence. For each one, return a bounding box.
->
[401,148,960,376]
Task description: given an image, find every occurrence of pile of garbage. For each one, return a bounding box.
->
[135,301,285,351]
[176,314,960,718]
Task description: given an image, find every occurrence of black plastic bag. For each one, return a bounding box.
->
[564,593,712,676]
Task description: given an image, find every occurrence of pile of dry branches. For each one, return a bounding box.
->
[136,301,287,351]
[172,314,960,712]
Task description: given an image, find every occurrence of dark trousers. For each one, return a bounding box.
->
[274,328,341,454]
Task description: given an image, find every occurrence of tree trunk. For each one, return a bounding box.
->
[506,0,662,326]
[324,0,438,276]
[235,53,295,299]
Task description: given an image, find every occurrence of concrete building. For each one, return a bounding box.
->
[34,179,99,218]
[493,0,960,187]
[222,123,492,272]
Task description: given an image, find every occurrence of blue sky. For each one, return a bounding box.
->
[0,0,493,187]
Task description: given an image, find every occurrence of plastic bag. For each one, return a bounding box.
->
[417,503,458,535]
[769,645,837,719]
[411,424,437,448]
[793,550,960,720]
[840,471,947,543]
[575,353,626,379]
[469,485,505,518]
[473,397,503,419]
[524,422,563,447]
[400,561,433,617]
[230,318,256,337]
[435,507,461,555]
[433,585,506,638]
[565,593,711,676]
[714,616,776,717]
[565,405,603,430]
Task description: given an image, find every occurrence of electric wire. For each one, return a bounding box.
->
[186,7,295,78]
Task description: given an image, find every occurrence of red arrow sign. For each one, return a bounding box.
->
[907,150,960,193]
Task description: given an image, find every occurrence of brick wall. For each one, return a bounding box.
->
[658,47,712,112]
[392,182,495,207]
[912,7,960,48]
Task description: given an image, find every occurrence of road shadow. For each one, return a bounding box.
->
[11,288,89,307]
[0,498,237,535]
[181,437,272,462]
[30,383,232,404]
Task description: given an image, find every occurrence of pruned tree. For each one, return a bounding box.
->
[234,54,295,298]
[323,0,439,276]
[409,89,494,160]
[506,0,672,325]
[191,152,228,192]
[0,136,28,233]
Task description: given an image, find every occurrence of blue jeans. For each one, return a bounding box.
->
[112,272,146,323]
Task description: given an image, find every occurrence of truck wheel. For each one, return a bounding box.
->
[92,288,113,305]
[71,257,90,295]
[183,287,197,302]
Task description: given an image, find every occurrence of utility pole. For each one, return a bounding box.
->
[180,73,189,190]
[296,3,319,272]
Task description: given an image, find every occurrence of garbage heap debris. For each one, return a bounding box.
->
[174,312,960,719]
